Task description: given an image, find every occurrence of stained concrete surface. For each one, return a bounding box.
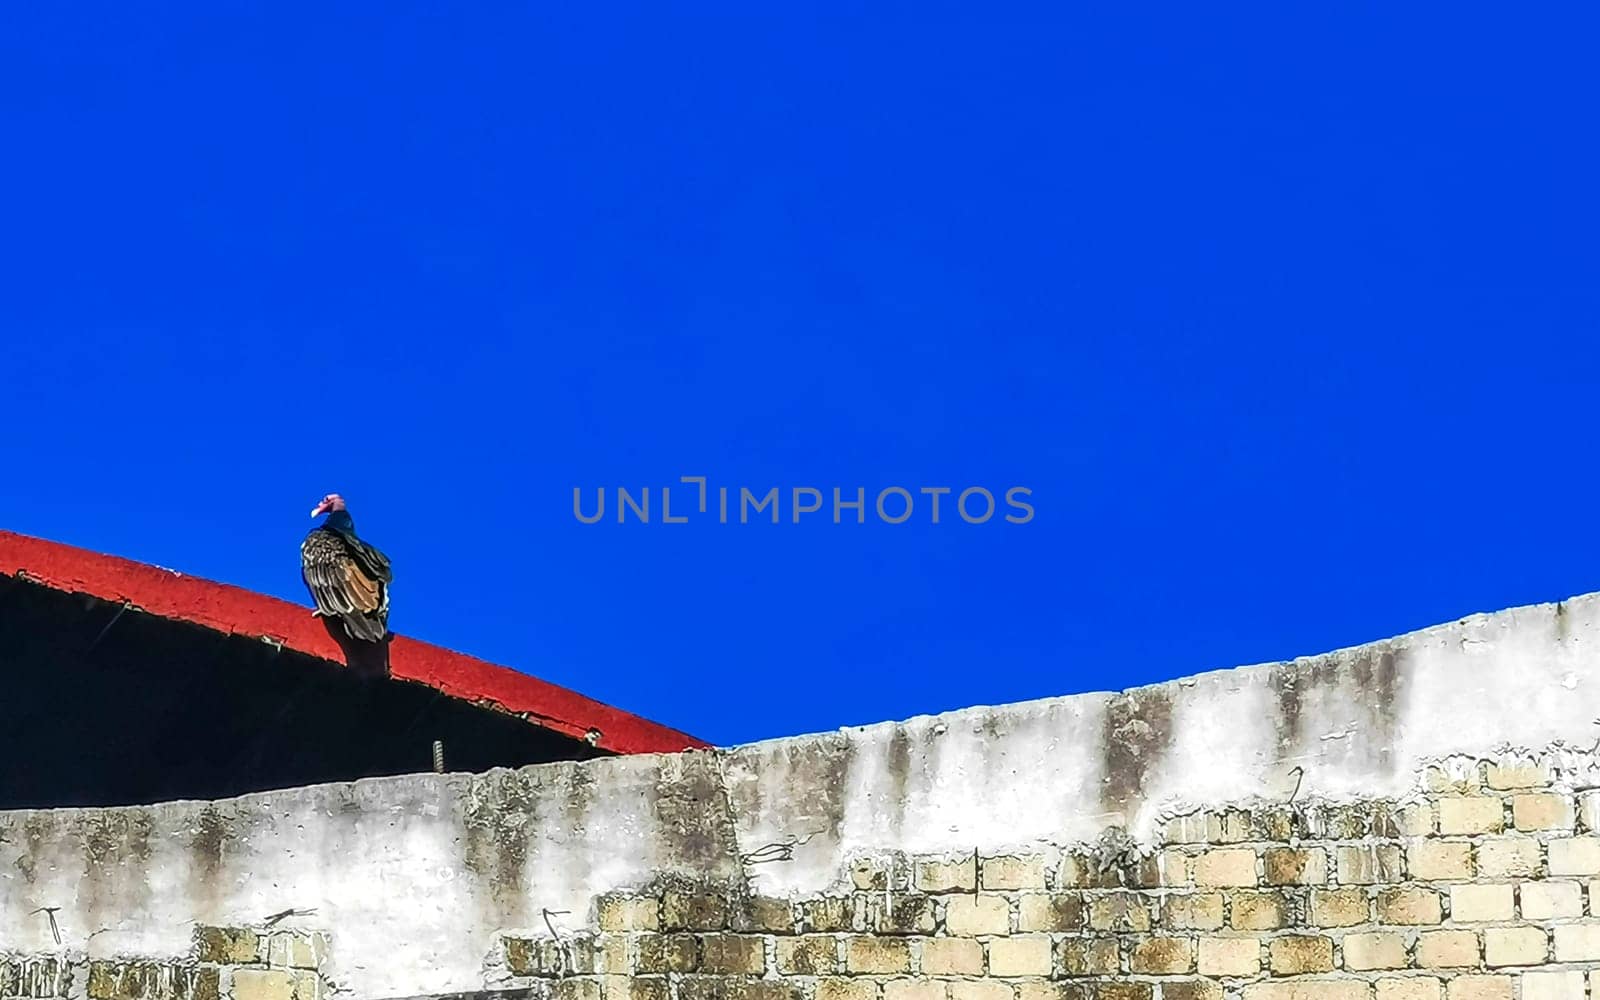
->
[4,591,1600,997]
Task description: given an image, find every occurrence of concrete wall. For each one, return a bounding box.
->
[4,591,1600,1000]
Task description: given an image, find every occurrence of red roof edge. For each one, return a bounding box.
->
[0,529,709,755]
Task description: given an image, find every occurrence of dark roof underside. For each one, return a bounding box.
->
[0,527,706,757]
[0,573,607,809]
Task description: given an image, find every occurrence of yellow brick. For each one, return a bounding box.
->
[597,896,660,932]
[1376,978,1441,1000]
[1378,887,1442,925]
[1269,936,1333,976]
[699,934,766,975]
[1437,797,1504,835]
[1186,808,1251,843]
[1513,793,1574,832]
[1054,854,1101,889]
[598,936,630,975]
[945,895,1010,936]
[819,980,878,1000]
[635,935,699,974]
[1061,938,1119,976]
[1450,884,1513,922]
[1476,837,1541,878]
[1232,891,1292,930]
[1426,764,1480,794]
[662,891,728,931]
[1018,986,1081,1000]
[1241,982,1370,1000]
[1549,837,1600,876]
[604,975,664,1000]
[1520,971,1584,1000]
[1161,893,1224,930]
[1156,849,1191,886]
[980,855,1048,890]
[1017,893,1085,932]
[1199,937,1260,977]
[850,857,894,891]
[1408,841,1473,881]
[1579,792,1600,833]
[1131,937,1194,975]
[776,937,838,976]
[1162,982,1224,1000]
[1093,985,1154,1000]
[800,898,854,933]
[265,932,328,971]
[1338,844,1404,885]
[949,984,1011,1000]
[1553,923,1600,961]
[551,980,601,1000]
[1320,806,1376,841]
[232,970,317,1000]
[1343,932,1407,971]
[1192,849,1258,887]
[1445,977,1512,1000]
[988,935,1053,977]
[1521,881,1582,919]
[1264,848,1327,886]
[884,982,945,1000]
[845,937,910,975]
[1088,892,1151,932]
[915,856,976,893]
[1309,889,1368,927]
[864,895,936,935]
[195,927,262,965]
[920,937,982,976]
[89,966,217,1000]
[1416,929,1477,968]
[1483,927,1546,967]
[1393,803,1437,837]
[1486,760,1550,790]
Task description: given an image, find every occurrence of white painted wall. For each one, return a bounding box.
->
[4,591,1599,998]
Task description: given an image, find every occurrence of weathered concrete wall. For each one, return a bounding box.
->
[0,753,743,997]
[4,591,1600,999]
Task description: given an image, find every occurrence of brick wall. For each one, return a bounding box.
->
[9,752,1600,1000]
[0,926,330,1000]
[483,752,1600,1000]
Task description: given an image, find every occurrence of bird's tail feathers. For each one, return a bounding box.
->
[340,612,388,644]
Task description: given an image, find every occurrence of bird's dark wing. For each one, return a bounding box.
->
[301,529,389,642]
[346,537,393,585]
[325,523,393,584]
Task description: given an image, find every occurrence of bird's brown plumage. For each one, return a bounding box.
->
[300,526,390,642]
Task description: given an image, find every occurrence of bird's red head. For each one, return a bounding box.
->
[310,493,348,518]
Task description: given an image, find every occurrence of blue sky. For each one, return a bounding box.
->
[3,6,1597,746]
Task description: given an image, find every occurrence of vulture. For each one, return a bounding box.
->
[301,493,392,644]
